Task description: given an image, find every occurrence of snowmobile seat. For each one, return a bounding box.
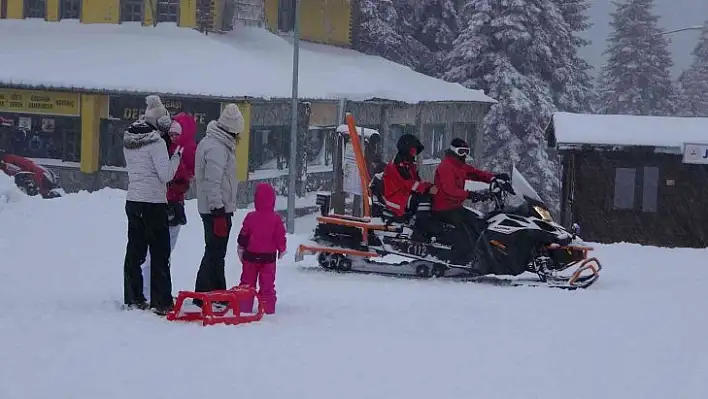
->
[380,206,412,226]
[369,172,413,226]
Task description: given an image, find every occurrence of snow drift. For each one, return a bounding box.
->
[0,172,25,209]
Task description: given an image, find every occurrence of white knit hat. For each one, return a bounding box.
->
[144,95,169,126]
[217,103,244,135]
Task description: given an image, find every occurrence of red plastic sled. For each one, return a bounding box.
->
[166,285,265,326]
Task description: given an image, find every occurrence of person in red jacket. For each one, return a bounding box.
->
[381,134,438,239]
[432,138,511,264]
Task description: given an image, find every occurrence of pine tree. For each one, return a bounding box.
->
[411,0,460,53]
[550,0,595,113]
[353,0,434,74]
[408,0,460,76]
[676,23,708,117]
[596,0,676,116]
[552,0,592,47]
[444,0,571,215]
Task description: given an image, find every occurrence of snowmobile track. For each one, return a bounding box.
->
[297,265,597,290]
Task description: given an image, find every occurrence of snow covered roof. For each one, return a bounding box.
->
[0,20,496,104]
[547,112,708,148]
[336,124,380,138]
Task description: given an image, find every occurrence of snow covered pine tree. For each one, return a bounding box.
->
[353,0,431,73]
[550,0,595,112]
[408,0,460,76]
[596,0,676,116]
[444,0,586,217]
[676,22,708,117]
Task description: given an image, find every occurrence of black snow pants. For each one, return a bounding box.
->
[194,213,233,297]
[436,207,485,263]
[123,201,173,310]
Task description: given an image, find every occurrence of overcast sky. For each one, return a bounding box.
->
[579,0,708,79]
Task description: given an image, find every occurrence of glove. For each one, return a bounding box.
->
[237,246,244,262]
[467,191,488,202]
[492,173,515,195]
[211,207,228,238]
[278,251,286,260]
[494,173,510,182]
[172,145,183,158]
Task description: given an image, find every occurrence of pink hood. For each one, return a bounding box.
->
[254,183,276,213]
[171,113,197,150]
[166,113,198,202]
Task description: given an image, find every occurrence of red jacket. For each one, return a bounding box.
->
[432,154,494,211]
[166,113,197,203]
[382,158,432,216]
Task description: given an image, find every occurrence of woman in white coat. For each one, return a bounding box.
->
[122,95,182,315]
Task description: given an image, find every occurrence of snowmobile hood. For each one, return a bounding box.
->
[254,183,276,213]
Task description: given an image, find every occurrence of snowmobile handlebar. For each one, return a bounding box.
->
[488,179,515,210]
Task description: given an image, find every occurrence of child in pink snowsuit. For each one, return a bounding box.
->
[237,183,286,314]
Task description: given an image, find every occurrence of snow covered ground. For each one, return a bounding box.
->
[0,189,706,399]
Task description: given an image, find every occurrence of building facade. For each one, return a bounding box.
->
[1,0,494,206]
[0,0,354,47]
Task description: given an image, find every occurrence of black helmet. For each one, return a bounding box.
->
[448,137,471,159]
[396,134,424,158]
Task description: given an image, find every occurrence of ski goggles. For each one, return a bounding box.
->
[450,146,471,157]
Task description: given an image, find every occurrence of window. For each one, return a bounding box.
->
[642,166,659,212]
[0,113,80,162]
[613,168,636,210]
[278,0,295,31]
[249,125,290,172]
[25,0,46,18]
[99,120,127,167]
[121,0,143,22]
[423,123,446,160]
[156,0,178,23]
[60,0,81,19]
[306,127,335,168]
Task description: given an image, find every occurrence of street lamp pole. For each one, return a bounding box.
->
[286,0,301,234]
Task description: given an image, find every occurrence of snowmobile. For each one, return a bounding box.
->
[294,115,601,290]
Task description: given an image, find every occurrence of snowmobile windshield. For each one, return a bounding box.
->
[511,166,543,204]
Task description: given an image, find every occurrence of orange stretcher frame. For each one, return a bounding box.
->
[344,113,371,217]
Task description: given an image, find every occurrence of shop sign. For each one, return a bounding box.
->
[109,95,220,126]
[682,143,708,164]
[0,88,80,117]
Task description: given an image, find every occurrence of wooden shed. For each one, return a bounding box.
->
[546,112,708,248]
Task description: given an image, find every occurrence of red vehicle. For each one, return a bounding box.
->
[0,151,63,198]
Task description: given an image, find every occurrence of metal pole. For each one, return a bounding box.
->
[286,0,300,234]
